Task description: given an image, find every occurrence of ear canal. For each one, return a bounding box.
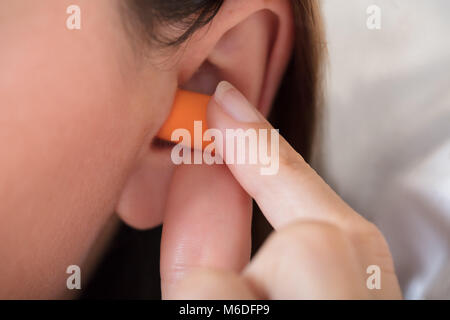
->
[157,90,211,149]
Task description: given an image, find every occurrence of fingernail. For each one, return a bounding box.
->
[214,81,261,123]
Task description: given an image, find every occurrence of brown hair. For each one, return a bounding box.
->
[271,0,324,160]
[256,0,325,249]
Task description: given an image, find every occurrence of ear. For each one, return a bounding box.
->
[116,0,294,230]
[179,0,294,117]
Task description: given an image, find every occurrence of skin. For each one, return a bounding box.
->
[0,0,401,299]
[0,0,175,298]
[163,81,402,299]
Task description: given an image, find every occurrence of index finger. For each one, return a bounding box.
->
[207,81,361,230]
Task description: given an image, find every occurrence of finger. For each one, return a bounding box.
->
[170,268,257,300]
[207,81,361,230]
[160,161,252,299]
[243,221,370,299]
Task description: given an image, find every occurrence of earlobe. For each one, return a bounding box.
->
[116,153,176,230]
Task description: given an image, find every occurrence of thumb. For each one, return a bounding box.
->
[169,268,257,300]
[160,163,252,299]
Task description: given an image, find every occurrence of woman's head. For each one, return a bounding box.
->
[0,0,323,298]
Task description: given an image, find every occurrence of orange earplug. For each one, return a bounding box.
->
[157,89,211,149]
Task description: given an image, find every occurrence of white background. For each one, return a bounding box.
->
[317,0,450,299]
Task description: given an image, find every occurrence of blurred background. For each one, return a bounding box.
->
[314,0,450,299]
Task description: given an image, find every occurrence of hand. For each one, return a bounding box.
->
[160,81,402,299]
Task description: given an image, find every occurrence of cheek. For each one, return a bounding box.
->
[0,2,173,297]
